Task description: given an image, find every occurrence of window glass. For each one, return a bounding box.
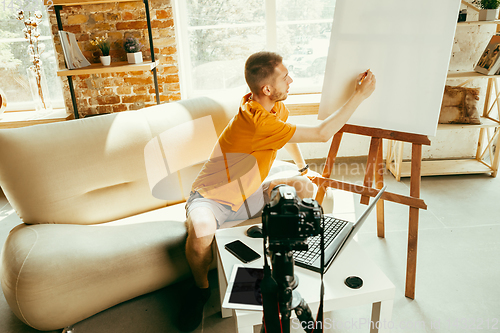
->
[184,0,265,95]
[185,0,265,26]
[277,0,335,93]
[179,0,336,97]
[0,4,63,111]
[189,27,266,91]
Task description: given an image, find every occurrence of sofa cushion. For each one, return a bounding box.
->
[1,219,190,331]
[439,85,481,124]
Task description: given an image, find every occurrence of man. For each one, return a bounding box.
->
[177,51,376,331]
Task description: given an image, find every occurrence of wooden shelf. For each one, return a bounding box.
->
[50,0,138,6]
[57,60,159,77]
[457,20,500,26]
[285,93,320,116]
[461,0,480,12]
[390,159,493,178]
[447,71,500,79]
[437,116,500,130]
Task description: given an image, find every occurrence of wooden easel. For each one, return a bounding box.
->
[310,124,431,299]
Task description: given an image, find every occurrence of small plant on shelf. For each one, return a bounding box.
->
[90,34,111,66]
[473,0,500,9]
[123,36,143,64]
[90,35,110,56]
[124,36,142,53]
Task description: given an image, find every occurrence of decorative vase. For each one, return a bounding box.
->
[100,55,111,66]
[479,8,499,21]
[127,52,143,64]
[26,67,52,113]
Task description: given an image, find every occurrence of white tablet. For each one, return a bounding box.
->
[222,264,264,311]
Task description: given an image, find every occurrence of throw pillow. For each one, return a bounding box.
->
[439,85,481,125]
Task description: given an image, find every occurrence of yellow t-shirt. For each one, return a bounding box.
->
[191,93,296,211]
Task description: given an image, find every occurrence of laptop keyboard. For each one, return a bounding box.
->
[293,216,348,265]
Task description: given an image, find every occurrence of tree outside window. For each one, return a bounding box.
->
[175,0,336,98]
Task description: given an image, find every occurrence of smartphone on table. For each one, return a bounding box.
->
[225,240,261,263]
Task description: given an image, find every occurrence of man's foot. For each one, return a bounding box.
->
[176,285,211,332]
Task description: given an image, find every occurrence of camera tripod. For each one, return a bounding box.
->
[259,185,326,333]
[260,245,321,333]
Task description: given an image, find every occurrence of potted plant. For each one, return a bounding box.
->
[90,35,111,66]
[474,0,500,21]
[124,36,143,64]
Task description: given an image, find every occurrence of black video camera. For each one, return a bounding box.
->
[262,185,322,251]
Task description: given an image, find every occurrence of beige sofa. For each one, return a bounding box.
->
[0,96,332,331]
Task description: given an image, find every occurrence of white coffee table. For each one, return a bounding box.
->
[215,224,395,333]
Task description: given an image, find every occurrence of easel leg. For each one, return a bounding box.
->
[395,141,404,182]
[315,132,343,206]
[385,139,392,172]
[375,141,385,238]
[405,144,422,299]
[361,137,381,205]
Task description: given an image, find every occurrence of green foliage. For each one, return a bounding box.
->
[473,0,500,9]
[90,36,110,56]
[0,45,22,69]
[0,11,24,71]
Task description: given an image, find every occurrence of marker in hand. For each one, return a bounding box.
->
[359,69,370,85]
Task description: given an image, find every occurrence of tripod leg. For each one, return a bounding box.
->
[295,298,317,333]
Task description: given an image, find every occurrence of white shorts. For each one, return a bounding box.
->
[185,181,271,227]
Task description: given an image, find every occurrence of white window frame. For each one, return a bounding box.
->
[172,0,333,99]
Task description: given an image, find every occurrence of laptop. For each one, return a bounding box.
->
[293,186,386,273]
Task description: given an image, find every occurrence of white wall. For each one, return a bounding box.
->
[278,5,495,162]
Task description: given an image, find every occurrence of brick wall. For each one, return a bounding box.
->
[49,0,180,117]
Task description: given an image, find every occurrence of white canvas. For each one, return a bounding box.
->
[318,0,461,137]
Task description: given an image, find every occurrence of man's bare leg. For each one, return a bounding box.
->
[178,206,217,332]
[185,206,218,288]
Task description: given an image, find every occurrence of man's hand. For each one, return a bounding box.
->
[289,69,377,143]
[354,70,376,100]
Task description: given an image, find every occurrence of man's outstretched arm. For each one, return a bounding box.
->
[288,70,376,143]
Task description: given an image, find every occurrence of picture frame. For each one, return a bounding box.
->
[475,35,500,75]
